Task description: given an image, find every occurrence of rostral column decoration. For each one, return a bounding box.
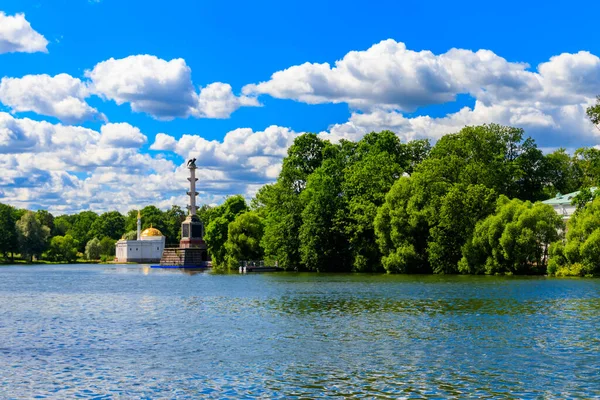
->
[179,158,206,249]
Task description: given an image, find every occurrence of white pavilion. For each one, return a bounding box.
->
[115,211,166,263]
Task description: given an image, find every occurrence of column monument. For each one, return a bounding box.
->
[156,158,209,268]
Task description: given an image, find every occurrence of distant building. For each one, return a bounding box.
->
[115,211,166,263]
[542,188,598,221]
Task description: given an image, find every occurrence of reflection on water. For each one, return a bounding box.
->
[0,265,599,398]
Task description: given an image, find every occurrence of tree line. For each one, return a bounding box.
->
[2,98,599,273]
[0,205,187,263]
[202,98,600,276]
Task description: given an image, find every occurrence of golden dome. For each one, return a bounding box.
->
[141,226,163,237]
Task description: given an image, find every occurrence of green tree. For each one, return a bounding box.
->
[99,237,116,257]
[571,187,599,211]
[35,210,54,232]
[343,132,408,271]
[204,196,249,267]
[53,215,72,237]
[543,148,584,196]
[300,158,350,272]
[67,211,99,252]
[586,95,600,129]
[549,196,600,276]
[428,185,497,274]
[223,211,265,271]
[425,124,546,201]
[0,203,18,260]
[164,205,186,244]
[85,237,102,260]
[573,147,600,188]
[259,134,340,270]
[121,230,137,240]
[280,133,328,193]
[375,174,449,273]
[91,211,125,240]
[47,235,79,262]
[16,211,50,262]
[259,183,305,270]
[460,197,563,275]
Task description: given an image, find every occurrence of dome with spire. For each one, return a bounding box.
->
[141,224,163,240]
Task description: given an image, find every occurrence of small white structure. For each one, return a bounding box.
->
[542,188,598,221]
[115,211,166,263]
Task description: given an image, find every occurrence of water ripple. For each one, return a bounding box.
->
[0,265,599,398]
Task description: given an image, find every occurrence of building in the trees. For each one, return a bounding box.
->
[542,188,597,221]
[115,211,165,263]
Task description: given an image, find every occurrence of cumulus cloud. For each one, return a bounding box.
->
[0,74,104,123]
[86,55,258,120]
[151,125,297,181]
[243,40,600,115]
[99,123,147,148]
[0,113,293,214]
[0,12,48,54]
[3,41,600,213]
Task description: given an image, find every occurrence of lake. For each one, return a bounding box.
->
[0,264,599,398]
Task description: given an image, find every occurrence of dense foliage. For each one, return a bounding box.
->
[548,197,600,276]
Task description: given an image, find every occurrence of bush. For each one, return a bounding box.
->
[555,263,585,277]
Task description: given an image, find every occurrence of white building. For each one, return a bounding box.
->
[115,211,166,263]
[542,187,597,221]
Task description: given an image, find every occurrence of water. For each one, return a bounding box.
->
[0,265,599,399]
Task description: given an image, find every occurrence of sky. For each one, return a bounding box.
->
[1,0,599,215]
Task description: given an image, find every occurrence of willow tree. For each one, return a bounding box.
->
[16,211,50,262]
[460,197,563,275]
[223,211,265,271]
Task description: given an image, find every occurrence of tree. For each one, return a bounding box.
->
[47,235,78,263]
[90,211,125,240]
[204,196,249,268]
[164,205,186,244]
[68,211,99,252]
[121,230,137,240]
[571,187,599,211]
[85,237,101,260]
[99,237,116,257]
[223,211,265,271]
[549,196,600,276]
[16,211,50,262]
[0,203,18,260]
[460,197,563,275]
[259,182,305,270]
[53,215,72,237]
[300,159,350,272]
[375,175,449,273]
[543,148,584,196]
[428,185,497,274]
[587,95,600,130]
[343,131,408,272]
[425,124,546,201]
[35,210,54,232]
[280,133,328,193]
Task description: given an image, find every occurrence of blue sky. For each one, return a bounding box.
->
[1,0,599,214]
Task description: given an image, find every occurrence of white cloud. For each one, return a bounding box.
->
[86,55,258,120]
[243,40,538,111]
[243,40,600,116]
[0,12,48,54]
[150,133,177,151]
[0,74,104,123]
[99,123,147,148]
[193,82,260,119]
